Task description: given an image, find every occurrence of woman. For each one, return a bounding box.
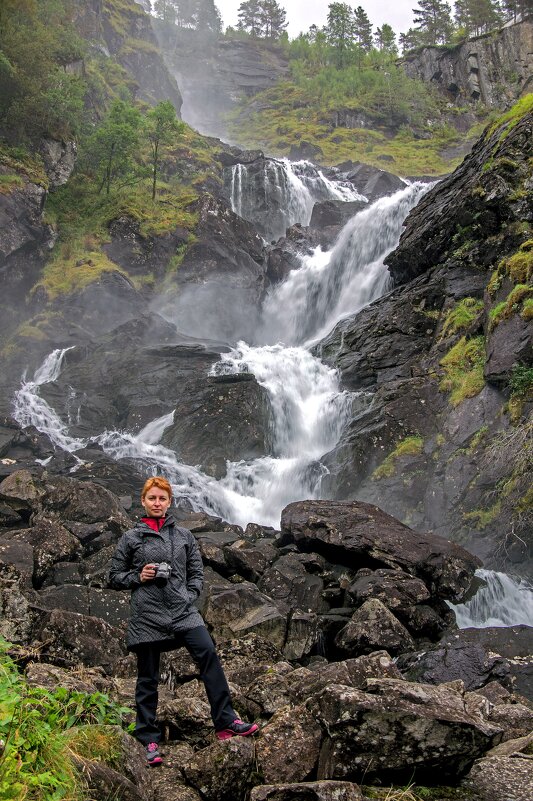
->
[109,476,258,765]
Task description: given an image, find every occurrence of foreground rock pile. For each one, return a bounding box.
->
[1,469,532,800]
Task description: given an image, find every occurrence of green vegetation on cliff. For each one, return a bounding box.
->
[439,335,485,406]
[372,435,425,480]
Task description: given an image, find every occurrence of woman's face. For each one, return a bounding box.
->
[142,487,171,518]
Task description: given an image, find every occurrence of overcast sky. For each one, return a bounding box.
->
[217,1,418,37]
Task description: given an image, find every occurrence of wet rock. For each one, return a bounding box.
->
[251,782,362,801]
[280,500,480,602]
[335,599,415,657]
[399,626,533,700]
[161,375,272,478]
[256,704,322,785]
[311,678,503,782]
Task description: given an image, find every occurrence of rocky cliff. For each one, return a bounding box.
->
[153,29,288,139]
[402,17,533,107]
[318,99,533,576]
[73,0,182,112]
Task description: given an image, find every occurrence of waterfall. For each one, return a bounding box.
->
[451,569,533,628]
[229,158,367,242]
[12,348,86,454]
[13,183,426,529]
[257,182,430,346]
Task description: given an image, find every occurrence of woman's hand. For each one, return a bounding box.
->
[140,563,157,583]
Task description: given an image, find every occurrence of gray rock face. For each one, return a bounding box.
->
[402,19,533,107]
[39,139,77,188]
[160,33,288,139]
[311,678,502,782]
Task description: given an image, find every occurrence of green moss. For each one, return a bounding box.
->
[501,241,533,284]
[373,435,424,480]
[487,93,533,140]
[463,502,502,530]
[487,267,503,296]
[522,298,533,320]
[439,335,485,406]
[440,297,483,339]
[119,37,159,57]
[33,247,127,300]
[489,284,533,328]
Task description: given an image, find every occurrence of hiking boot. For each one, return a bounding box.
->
[145,742,162,766]
[215,719,259,740]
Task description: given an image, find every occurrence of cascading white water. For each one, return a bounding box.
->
[451,569,533,627]
[13,348,86,454]
[13,183,425,529]
[257,182,430,346]
[230,159,367,242]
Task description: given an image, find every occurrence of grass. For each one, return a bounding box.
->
[489,284,533,328]
[439,336,485,406]
[0,144,48,188]
[373,435,424,480]
[0,174,24,194]
[0,639,133,801]
[440,298,483,339]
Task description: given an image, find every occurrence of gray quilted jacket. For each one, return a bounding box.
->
[109,515,205,650]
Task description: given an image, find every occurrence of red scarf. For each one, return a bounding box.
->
[141,516,166,532]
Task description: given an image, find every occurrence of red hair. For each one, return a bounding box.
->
[141,476,172,500]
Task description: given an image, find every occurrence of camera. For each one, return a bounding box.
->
[154,561,171,587]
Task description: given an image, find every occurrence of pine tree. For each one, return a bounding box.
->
[237,0,262,36]
[260,0,287,39]
[195,0,222,33]
[455,0,503,36]
[326,3,356,68]
[375,23,397,55]
[412,0,454,45]
[353,6,373,51]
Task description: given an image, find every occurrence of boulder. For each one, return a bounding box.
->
[311,678,503,782]
[7,518,82,586]
[335,599,415,657]
[256,704,323,785]
[33,608,126,673]
[461,754,533,801]
[182,738,257,801]
[280,500,480,602]
[251,782,362,801]
[204,581,288,652]
[0,469,45,512]
[258,552,327,614]
[25,661,113,694]
[225,537,277,582]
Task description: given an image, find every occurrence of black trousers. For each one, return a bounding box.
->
[134,625,236,744]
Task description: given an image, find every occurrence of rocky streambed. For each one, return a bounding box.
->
[1,469,532,800]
